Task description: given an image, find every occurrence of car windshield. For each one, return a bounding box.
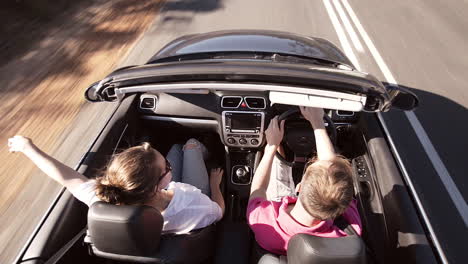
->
[150,51,344,68]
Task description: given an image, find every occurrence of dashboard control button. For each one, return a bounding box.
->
[239,138,247,145]
[227,138,236,144]
[251,139,259,145]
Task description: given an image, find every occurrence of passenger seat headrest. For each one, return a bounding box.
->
[88,202,163,257]
[287,233,366,264]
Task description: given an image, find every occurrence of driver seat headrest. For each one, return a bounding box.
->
[287,233,366,264]
[256,233,366,264]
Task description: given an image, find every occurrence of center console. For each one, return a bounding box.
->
[222,111,265,147]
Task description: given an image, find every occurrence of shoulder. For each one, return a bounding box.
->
[247,197,282,224]
[69,179,99,206]
[344,199,359,216]
[71,179,96,194]
[168,182,200,192]
[343,199,362,234]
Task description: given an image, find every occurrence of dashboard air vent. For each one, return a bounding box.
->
[245,97,266,109]
[140,95,157,110]
[221,96,242,108]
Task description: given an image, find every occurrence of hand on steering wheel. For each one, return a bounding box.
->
[299,106,325,129]
[274,106,337,168]
[265,116,285,148]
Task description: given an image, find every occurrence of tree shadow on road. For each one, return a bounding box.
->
[382,82,467,165]
[380,82,467,263]
[0,0,163,93]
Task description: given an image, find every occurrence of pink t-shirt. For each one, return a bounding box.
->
[247,196,362,255]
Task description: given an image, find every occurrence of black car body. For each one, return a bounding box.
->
[14,30,440,264]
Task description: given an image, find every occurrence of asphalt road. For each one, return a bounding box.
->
[7,0,467,263]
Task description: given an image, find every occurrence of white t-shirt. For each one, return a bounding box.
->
[71,180,222,234]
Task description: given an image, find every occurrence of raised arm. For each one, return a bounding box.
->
[249,116,285,201]
[300,106,336,161]
[8,135,89,191]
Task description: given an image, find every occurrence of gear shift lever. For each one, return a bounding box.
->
[231,165,252,185]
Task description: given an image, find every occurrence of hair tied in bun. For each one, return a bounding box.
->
[97,184,126,204]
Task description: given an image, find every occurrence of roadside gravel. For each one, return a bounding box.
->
[0,0,162,262]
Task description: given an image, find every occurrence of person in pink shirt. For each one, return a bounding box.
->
[247,106,362,255]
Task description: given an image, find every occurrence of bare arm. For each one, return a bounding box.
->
[210,168,225,214]
[300,106,336,161]
[249,116,285,201]
[8,136,89,191]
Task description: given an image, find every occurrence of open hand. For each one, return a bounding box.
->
[8,135,34,153]
[210,168,224,187]
[265,116,285,147]
[299,106,325,128]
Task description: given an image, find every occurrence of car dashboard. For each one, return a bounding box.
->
[138,91,359,148]
[137,90,360,148]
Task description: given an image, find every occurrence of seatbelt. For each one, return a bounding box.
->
[334,215,357,235]
[44,227,87,264]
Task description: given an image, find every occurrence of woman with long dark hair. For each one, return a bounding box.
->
[8,136,224,234]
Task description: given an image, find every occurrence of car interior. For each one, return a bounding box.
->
[18,89,438,264]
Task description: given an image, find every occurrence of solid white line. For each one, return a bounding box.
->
[340,0,393,83]
[322,0,361,70]
[406,110,468,220]
[341,0,468,227]
[331,0,364,52]
[377,112,449,264]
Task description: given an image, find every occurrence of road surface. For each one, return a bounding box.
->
[5,0,467,263]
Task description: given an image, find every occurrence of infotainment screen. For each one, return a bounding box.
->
[230,113,261,130]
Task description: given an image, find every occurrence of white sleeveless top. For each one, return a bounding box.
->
[71,180,222,234]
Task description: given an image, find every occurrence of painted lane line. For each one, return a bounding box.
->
[340,0,393,83]
[331,0,364,52]
[376,112,448,264]
[341,0,468,227]
[337,0,466,262]
[322,0,361,70]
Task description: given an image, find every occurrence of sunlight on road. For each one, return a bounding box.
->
[0,0,162,262]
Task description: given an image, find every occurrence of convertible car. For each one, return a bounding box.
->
[14,30,440,264]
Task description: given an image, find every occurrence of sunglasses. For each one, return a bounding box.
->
[160,159,172,179]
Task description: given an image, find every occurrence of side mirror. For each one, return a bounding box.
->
[84,78,118,102]
[84,81,101,102]
[386,84,419,111]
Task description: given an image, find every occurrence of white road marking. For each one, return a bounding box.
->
[323,0,466,262]
[322,0,361,70]
[340,0,468,227]
[330,0,364,52]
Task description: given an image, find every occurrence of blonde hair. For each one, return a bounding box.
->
[299,156,354,220]
[95,142,162,205]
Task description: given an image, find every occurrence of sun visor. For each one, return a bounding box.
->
[269,90,366,112]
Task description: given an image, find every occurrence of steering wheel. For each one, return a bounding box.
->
[274,108,337,167]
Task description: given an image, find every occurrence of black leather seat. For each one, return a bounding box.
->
[85,202,216,264]
[287,234,366,264]
[256,234,366,264]
[255,216,367,264]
